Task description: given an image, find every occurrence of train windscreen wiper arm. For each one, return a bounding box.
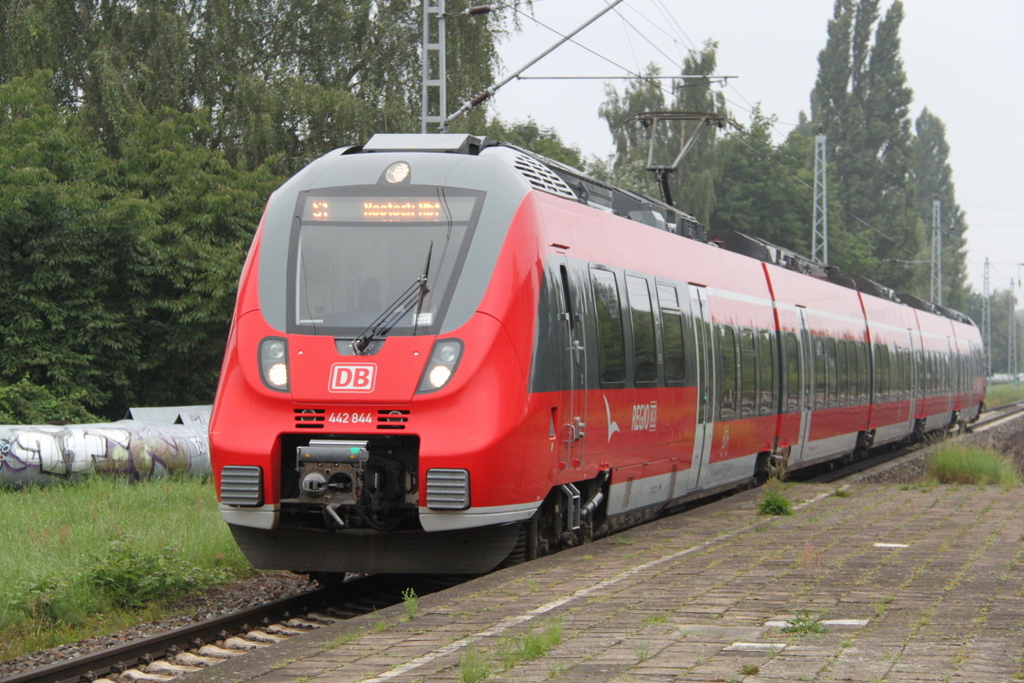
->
[350,243,432,355]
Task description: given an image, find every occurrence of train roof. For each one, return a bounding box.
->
[359,133,976,329]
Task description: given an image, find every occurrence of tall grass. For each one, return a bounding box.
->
[0,476,252,659]
[985,382,1024,408]
[926,444,1020,487]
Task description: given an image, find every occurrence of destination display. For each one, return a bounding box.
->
[302,195,476,223]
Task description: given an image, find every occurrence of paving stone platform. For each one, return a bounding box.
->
[192,480,1024,683]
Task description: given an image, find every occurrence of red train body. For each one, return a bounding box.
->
[210,134,986,576]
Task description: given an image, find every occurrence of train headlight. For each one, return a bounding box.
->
[417,339,463,393]
[259,337,290,391]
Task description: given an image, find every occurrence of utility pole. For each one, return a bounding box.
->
[930,197,941,305]
[812,132,828,265]
[983,258,991,376]
[421,0,446,133]
[1011,279,1018,378]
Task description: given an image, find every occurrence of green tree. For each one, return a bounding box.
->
[913,108,969,311]
[0,72,146,411]
[599,43,728,223]
[711,110,812,253]
[481,117,583,168]
[810,0,923,294]
[0,73,278,417]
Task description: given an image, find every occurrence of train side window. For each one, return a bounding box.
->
[718,325,738,420]
[626,275,657,384]
[877,345,891,402]
[758,330,775,415]
[814,337,827,410]
[836,339,849,406]
[591,269,625,385]
[858,342,869,403]
[785,332,801,413]
[826,338,838,408]
[848,341,857,403]
[657,284,686,385]
[739,328,757,418]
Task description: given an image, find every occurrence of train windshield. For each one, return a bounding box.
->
[290,186,484,336]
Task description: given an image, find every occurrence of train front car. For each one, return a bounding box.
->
[210,134,543,576]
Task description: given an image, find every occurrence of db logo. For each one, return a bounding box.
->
[328,364,377,393]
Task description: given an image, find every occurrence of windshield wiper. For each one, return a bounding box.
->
[350,243,432,355]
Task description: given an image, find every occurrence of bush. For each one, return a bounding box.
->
[89,539,232,609]
[926,445,1019,487]
[0,377,99,424]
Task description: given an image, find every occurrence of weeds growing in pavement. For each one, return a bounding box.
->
[459,646,491,683]
[780,610,829,634]
[499,621,563,670]
[757,479,793,516]
[401,587,419,620]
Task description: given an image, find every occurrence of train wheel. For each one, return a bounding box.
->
[314,571,350,595]
[767,448,790,481]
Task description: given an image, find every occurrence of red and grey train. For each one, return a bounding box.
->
[210,133,986,576]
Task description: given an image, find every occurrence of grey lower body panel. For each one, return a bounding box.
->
[229,522,520,575]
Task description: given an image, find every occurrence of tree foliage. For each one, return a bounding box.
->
[0,72,278,416]
[598,43,728,224]
[810,0,923,292]
[0,1,521,418]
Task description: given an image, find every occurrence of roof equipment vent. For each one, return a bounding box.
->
[363,134,489,155]
[510,153,577,199]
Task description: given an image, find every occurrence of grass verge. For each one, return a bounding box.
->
[926,444,1020,487]
[986,382,1024,408]
[0,475,252,659]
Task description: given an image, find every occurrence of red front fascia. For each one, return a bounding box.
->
[211,192,545,510]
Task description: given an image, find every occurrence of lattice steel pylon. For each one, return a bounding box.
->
[812,133,828,265]
[983,258,991,376]
[930,198,942,305]
[1010,280,1018,377]
[421,0,446,133]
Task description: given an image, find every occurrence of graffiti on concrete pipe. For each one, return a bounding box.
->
[0,406,211,486]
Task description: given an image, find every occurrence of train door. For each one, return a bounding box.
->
[687,285,714,490]
[555,256,587,470]
[792,307,814,462]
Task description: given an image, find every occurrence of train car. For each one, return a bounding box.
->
[210,133,985,578]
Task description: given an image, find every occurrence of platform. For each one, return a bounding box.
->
[190,479,1024,683]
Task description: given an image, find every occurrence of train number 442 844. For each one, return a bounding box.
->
[328,412,373,424]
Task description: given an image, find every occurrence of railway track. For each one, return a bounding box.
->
[6,400,1023,683]
[803,399,1024,484]
[0,574,462,683]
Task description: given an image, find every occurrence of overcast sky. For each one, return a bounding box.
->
[484,0,1023,302]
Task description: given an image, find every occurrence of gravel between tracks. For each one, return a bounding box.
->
[3,412,1023,679]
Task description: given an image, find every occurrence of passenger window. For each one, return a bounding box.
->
[837,340,849,406]
[758,330,775,415]
[719,326,737,420]
[849,341,860,404]
[739,328,757,418]
[826,338,838,407]
[657,284,686,384]
[876,345,891,401]
[591,269,625,385]
[858,342,869,403]
[626,275,657,384]
[785,333,801,413]
[814,337,827,410]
